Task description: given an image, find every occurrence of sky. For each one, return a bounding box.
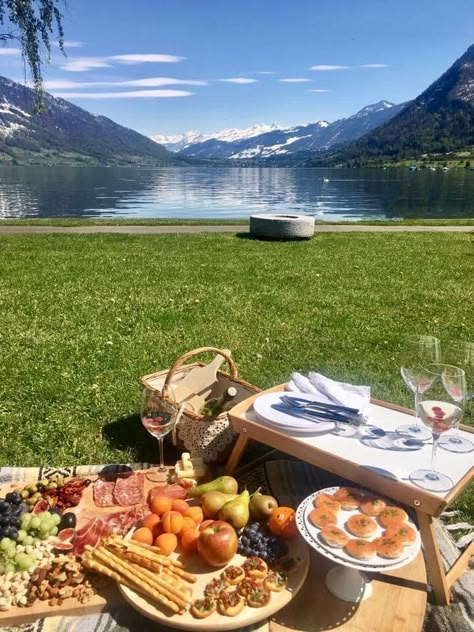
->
[1,0,473,137]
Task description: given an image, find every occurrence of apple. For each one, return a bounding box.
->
[197,520,238,567]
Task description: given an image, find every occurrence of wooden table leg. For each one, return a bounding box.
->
[416,510,450,605]
[224,433,250,475]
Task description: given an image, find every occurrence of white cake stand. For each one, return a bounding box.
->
[296,487,421,604]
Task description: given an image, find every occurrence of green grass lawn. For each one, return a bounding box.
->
[0,231,472,520]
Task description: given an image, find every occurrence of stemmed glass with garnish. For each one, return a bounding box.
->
[409,364,466,492]
[141,387,182,482]
[438,342,474,453]
[397,335,441,441]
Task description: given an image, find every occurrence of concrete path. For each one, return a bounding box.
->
[0,224,472,235]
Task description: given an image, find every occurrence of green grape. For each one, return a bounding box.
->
[0,563,5,575]
[16,530,27,543]
[0,538,11,551]
[14,552,25,565]
[38,532,49,540]
[39,523,50,535]
[17,555,34,571]
[21,513,31,529]
[29,550,37,560]
[31,537,39,544]
[23,535,34,546]
[51,514,61,526]
[30,517,41,530]
[50,526,58,536]
[4,562,15,574]
[6,548,16,559]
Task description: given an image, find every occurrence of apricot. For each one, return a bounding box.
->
[142,513,161,530]
[181,528,199,552]
[179,516,197,535]
[155,532,178,556]
[149,494,172,516]
[183,506,203,526]
[171,498,190,514]
[161,510,184,534]
[132,527,154,546]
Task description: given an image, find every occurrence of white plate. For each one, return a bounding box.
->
[253,392,336,433]
[296,487,421,573]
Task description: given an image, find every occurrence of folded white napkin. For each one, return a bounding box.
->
[287,371,371,421]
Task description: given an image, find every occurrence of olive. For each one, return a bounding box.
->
[28,485,38,494]
[37,484,46,493]
[59,512,77,530]
[40,479,49,486]
[47,482,58,491]
[31,493,41,502]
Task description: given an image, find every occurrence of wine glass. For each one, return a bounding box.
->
[408,364,466,492]
[397,335,441,441]
[141,387,179,482]
[438,342,474,453]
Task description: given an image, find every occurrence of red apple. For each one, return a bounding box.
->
[197,520,238,567]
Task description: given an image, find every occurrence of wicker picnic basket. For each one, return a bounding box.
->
[141,347,260,463]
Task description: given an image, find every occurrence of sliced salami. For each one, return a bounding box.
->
[113,472,145,506]
[93,478,116,507]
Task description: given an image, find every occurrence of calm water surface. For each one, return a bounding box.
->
[0,166,473,220]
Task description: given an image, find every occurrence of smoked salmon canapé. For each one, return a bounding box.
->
[384,524,417,546]
[360,497,386,516]
[375,536,404,559]
[378,506,408,529]
[308,507,338,529]
[345,538,376,561]
[313,494,342,515]
[320,526,350,548]
[346,514,378,538]
[333,487,361,510]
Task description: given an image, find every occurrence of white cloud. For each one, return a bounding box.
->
[219,78,259,84]
[0,48,21,56]
[255,71,277,75]
[309,65,350,71]
[52,89,194,99]
[52,41,84,48]
[280,78,312,83]
[307,89,331,93]
[111,54,184,64]
[359,63,388,68]
[44,77,206,89]
[60,57,111,72]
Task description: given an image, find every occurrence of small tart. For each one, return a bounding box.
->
[375,536,404,559]
[313,494,342,515]
[378,506,408,529]
[346,514,378,538]
[217,588,245,617]
[237,577,263,598]
[345,538,376,560]
[204,577,226,598]
[308,507,337,529]
[221,565,245,585]
[320,525,350,548]
[384,524,417,546]
[190,596,216,619]
[360,497,386,516]
[333,487,361,510]
[242,556,268,579]
[264,571,287,592]
[247,585,271,608]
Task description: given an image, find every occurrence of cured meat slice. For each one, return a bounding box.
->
[149,483,187,501]
[113,472,145,506]
[93,478,116,507]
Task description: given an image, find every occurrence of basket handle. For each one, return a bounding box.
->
[162,347,238,396]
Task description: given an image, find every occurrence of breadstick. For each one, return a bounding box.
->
[112,537,184,568]
[110,539,195,582]
[82,555,181,614]
[88,546,186,612]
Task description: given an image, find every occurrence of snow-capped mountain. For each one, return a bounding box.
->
[151,101,404,162]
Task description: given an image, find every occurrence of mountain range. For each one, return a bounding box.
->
[0,76,180,166]
[152,101,406,162]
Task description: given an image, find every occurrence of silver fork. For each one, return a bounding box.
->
[280,394,359,416]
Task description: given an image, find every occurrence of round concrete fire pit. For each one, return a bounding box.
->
[249,214,315,240]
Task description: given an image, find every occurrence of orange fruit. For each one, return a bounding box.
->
[181,528,199,552]
[162,510,184,535]
[183,506,203,526]
[179,516,197,535]
[155,532,178,556]
[142,513,161,530]
[149,494,172,516]
[132,527,154,546]
[171,498,190,514]
[199,519,215,532]
[268,506,298,538]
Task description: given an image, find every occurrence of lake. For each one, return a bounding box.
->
[0,166,473,220]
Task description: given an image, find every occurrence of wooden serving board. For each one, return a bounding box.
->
[0,469,171,627]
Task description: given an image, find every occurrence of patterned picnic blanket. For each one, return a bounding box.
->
[0,460,472,632]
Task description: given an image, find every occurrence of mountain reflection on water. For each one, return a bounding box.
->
[0,166,473,220]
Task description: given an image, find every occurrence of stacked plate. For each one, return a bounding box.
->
[252,392,337,434]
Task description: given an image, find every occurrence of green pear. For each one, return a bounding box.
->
[218,489,250,530]
[201,491,238,517]
[249,491,278,520]
[187,476,238,498]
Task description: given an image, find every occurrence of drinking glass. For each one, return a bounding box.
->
[438,341,474,453]
[141,387,179,482]
[397,335,441,441]
[408,364,466,492]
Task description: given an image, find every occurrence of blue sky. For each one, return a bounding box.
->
[1,0,473,136]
